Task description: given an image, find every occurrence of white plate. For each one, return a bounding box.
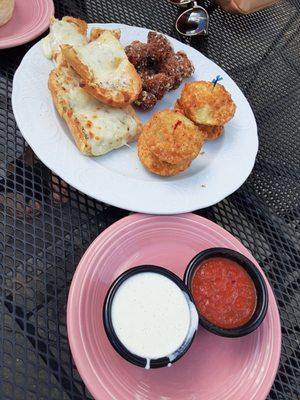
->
[12,23,258,214]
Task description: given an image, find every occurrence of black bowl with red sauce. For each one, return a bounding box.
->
[184,248,268,338]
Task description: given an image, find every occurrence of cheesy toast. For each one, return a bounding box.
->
[48,63,141,156]
[61,29,142,107]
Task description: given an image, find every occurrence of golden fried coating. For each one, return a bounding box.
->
[198,124,224,141]
[138,132,191,176]
[179,81,236,126]
[142,110,204,165]
[174,99,185,114]
[174,99,224,141]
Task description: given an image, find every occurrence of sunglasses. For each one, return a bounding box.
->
[167,0,210,36]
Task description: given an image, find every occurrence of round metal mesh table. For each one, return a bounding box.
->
[0,0,299,398]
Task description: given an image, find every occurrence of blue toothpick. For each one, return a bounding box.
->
[212,75,223,88]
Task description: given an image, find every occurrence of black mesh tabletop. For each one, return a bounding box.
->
[0,0,299,398]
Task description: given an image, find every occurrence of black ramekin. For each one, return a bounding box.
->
[183,248,269,338]
[103,265,198,369]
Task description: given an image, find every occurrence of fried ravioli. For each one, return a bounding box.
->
[179,81,236,126]
[198,124,224,141]
[138,132,191,176]
[142,110,204,165]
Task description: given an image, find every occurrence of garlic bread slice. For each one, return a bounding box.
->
[61,29,142,107]
[48,64,141,156]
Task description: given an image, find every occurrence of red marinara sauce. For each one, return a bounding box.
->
[191,257,257,329]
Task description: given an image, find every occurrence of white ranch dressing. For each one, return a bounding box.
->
[111,272,198,368]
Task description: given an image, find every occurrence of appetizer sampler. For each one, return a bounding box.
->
[42,16,237,175]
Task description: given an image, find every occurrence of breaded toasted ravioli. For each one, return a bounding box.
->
[142,110,204,165]
[138,132,191,176]
[174,99,185,114]
[198,124,224,141]
[175,99,224,141]
[179,81,236,126]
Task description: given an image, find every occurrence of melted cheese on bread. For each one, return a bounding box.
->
[61,29,142,107]
[68,87,138,155]
[75,31,133,91]
[42,17,87,60]
[49,65,140,156]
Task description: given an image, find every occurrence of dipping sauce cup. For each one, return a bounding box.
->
[103,265,199,369]
[184,248,268,337]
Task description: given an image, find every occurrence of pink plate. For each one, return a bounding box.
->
[67,213,281,400]
[0,0,54,49]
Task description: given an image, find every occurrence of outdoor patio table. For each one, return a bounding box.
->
[0,0,299,399]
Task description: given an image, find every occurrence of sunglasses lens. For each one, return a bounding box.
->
[176,7,208,36]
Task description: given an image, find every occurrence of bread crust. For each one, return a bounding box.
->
[61,31,142,107]
[48,67,92,155]
[62,16,87,36]
[90,28,121,41]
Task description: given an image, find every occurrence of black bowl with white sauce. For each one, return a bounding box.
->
[103,265,199,369]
